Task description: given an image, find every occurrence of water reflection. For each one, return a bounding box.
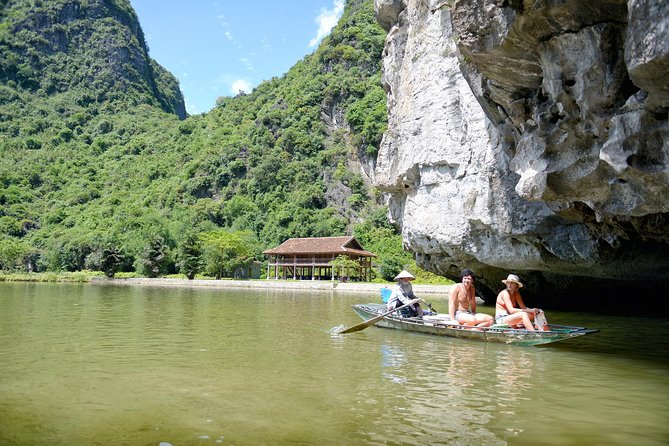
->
[371,338,505,445]
[380,343,408,384]
[493,348,536,401]
[370,334,624,445]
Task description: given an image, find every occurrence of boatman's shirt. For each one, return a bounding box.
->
[387,281,416,308]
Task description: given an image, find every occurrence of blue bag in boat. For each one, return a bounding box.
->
[380,287,392,303]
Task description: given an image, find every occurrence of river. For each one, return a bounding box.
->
[1,282,667,445]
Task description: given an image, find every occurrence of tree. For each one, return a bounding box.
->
[379,255,405,282]
[85,244,125,278]
[136,235,169,278]
[176,231,202,280]
[329,254,362,282]
[199,230,255,279]
[0,237,31,271]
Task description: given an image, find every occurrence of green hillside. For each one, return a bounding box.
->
[0,0,438,282]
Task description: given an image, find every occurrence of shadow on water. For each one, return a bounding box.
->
[540,311,669,367]
[474,285,669,367]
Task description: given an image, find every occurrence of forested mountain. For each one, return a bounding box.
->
[0,0,421,280]
[0,0,185,117]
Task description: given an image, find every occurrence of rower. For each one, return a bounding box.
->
[386,270,423,318]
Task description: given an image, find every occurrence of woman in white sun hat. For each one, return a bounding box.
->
[386,270,423,318]
[495,273,548,331]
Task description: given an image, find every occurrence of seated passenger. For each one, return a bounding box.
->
[448,269,494,328]
[495,274,547,331]
[387,270,423,318]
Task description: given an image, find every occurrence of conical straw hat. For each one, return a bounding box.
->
[394,270,415,280]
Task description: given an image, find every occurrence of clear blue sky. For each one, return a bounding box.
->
[129,0,345,115]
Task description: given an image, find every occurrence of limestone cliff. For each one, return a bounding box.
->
[373,0,668,306]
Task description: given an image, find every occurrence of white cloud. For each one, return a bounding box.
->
[231,79,252,95]
[308,0,344,47]
[239,57,255,71]
[260,37,272,51]
[224,30,241,48]
[217,14,228,27]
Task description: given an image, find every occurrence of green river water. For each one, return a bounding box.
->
[1,282,667,445]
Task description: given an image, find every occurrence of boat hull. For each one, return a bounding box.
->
[351,304,598,346]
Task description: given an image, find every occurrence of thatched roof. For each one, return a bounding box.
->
[263,236,375,257]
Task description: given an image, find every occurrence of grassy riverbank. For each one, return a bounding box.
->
[0,271,104,283]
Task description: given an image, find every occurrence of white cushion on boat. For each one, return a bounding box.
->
[423,315,459,326]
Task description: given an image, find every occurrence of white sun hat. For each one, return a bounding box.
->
[502,274,524,288]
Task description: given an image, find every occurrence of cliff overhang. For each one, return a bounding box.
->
[373,0,668,307]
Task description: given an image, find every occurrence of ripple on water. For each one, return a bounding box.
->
[329,324,346,335]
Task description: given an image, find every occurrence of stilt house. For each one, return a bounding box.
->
[263,236,376,281]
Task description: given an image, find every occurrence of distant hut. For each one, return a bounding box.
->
[263,236,376,281]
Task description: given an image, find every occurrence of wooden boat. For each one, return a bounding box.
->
[350,303,599,346]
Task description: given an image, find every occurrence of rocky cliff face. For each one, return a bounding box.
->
[373,0,668,306]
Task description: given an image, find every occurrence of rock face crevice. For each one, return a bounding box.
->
[373,0,669,305]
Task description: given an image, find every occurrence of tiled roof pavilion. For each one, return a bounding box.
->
[263,236,375,257]
[263,236,376,281]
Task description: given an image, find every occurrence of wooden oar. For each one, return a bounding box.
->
[340,298,420,334]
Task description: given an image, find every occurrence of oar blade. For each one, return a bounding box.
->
[339,316,382,334]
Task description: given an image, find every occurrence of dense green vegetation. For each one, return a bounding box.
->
[0,0,446,283]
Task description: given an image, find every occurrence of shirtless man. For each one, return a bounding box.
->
[449,269,494,328]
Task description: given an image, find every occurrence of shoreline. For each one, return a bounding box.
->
[90,277,455,299]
